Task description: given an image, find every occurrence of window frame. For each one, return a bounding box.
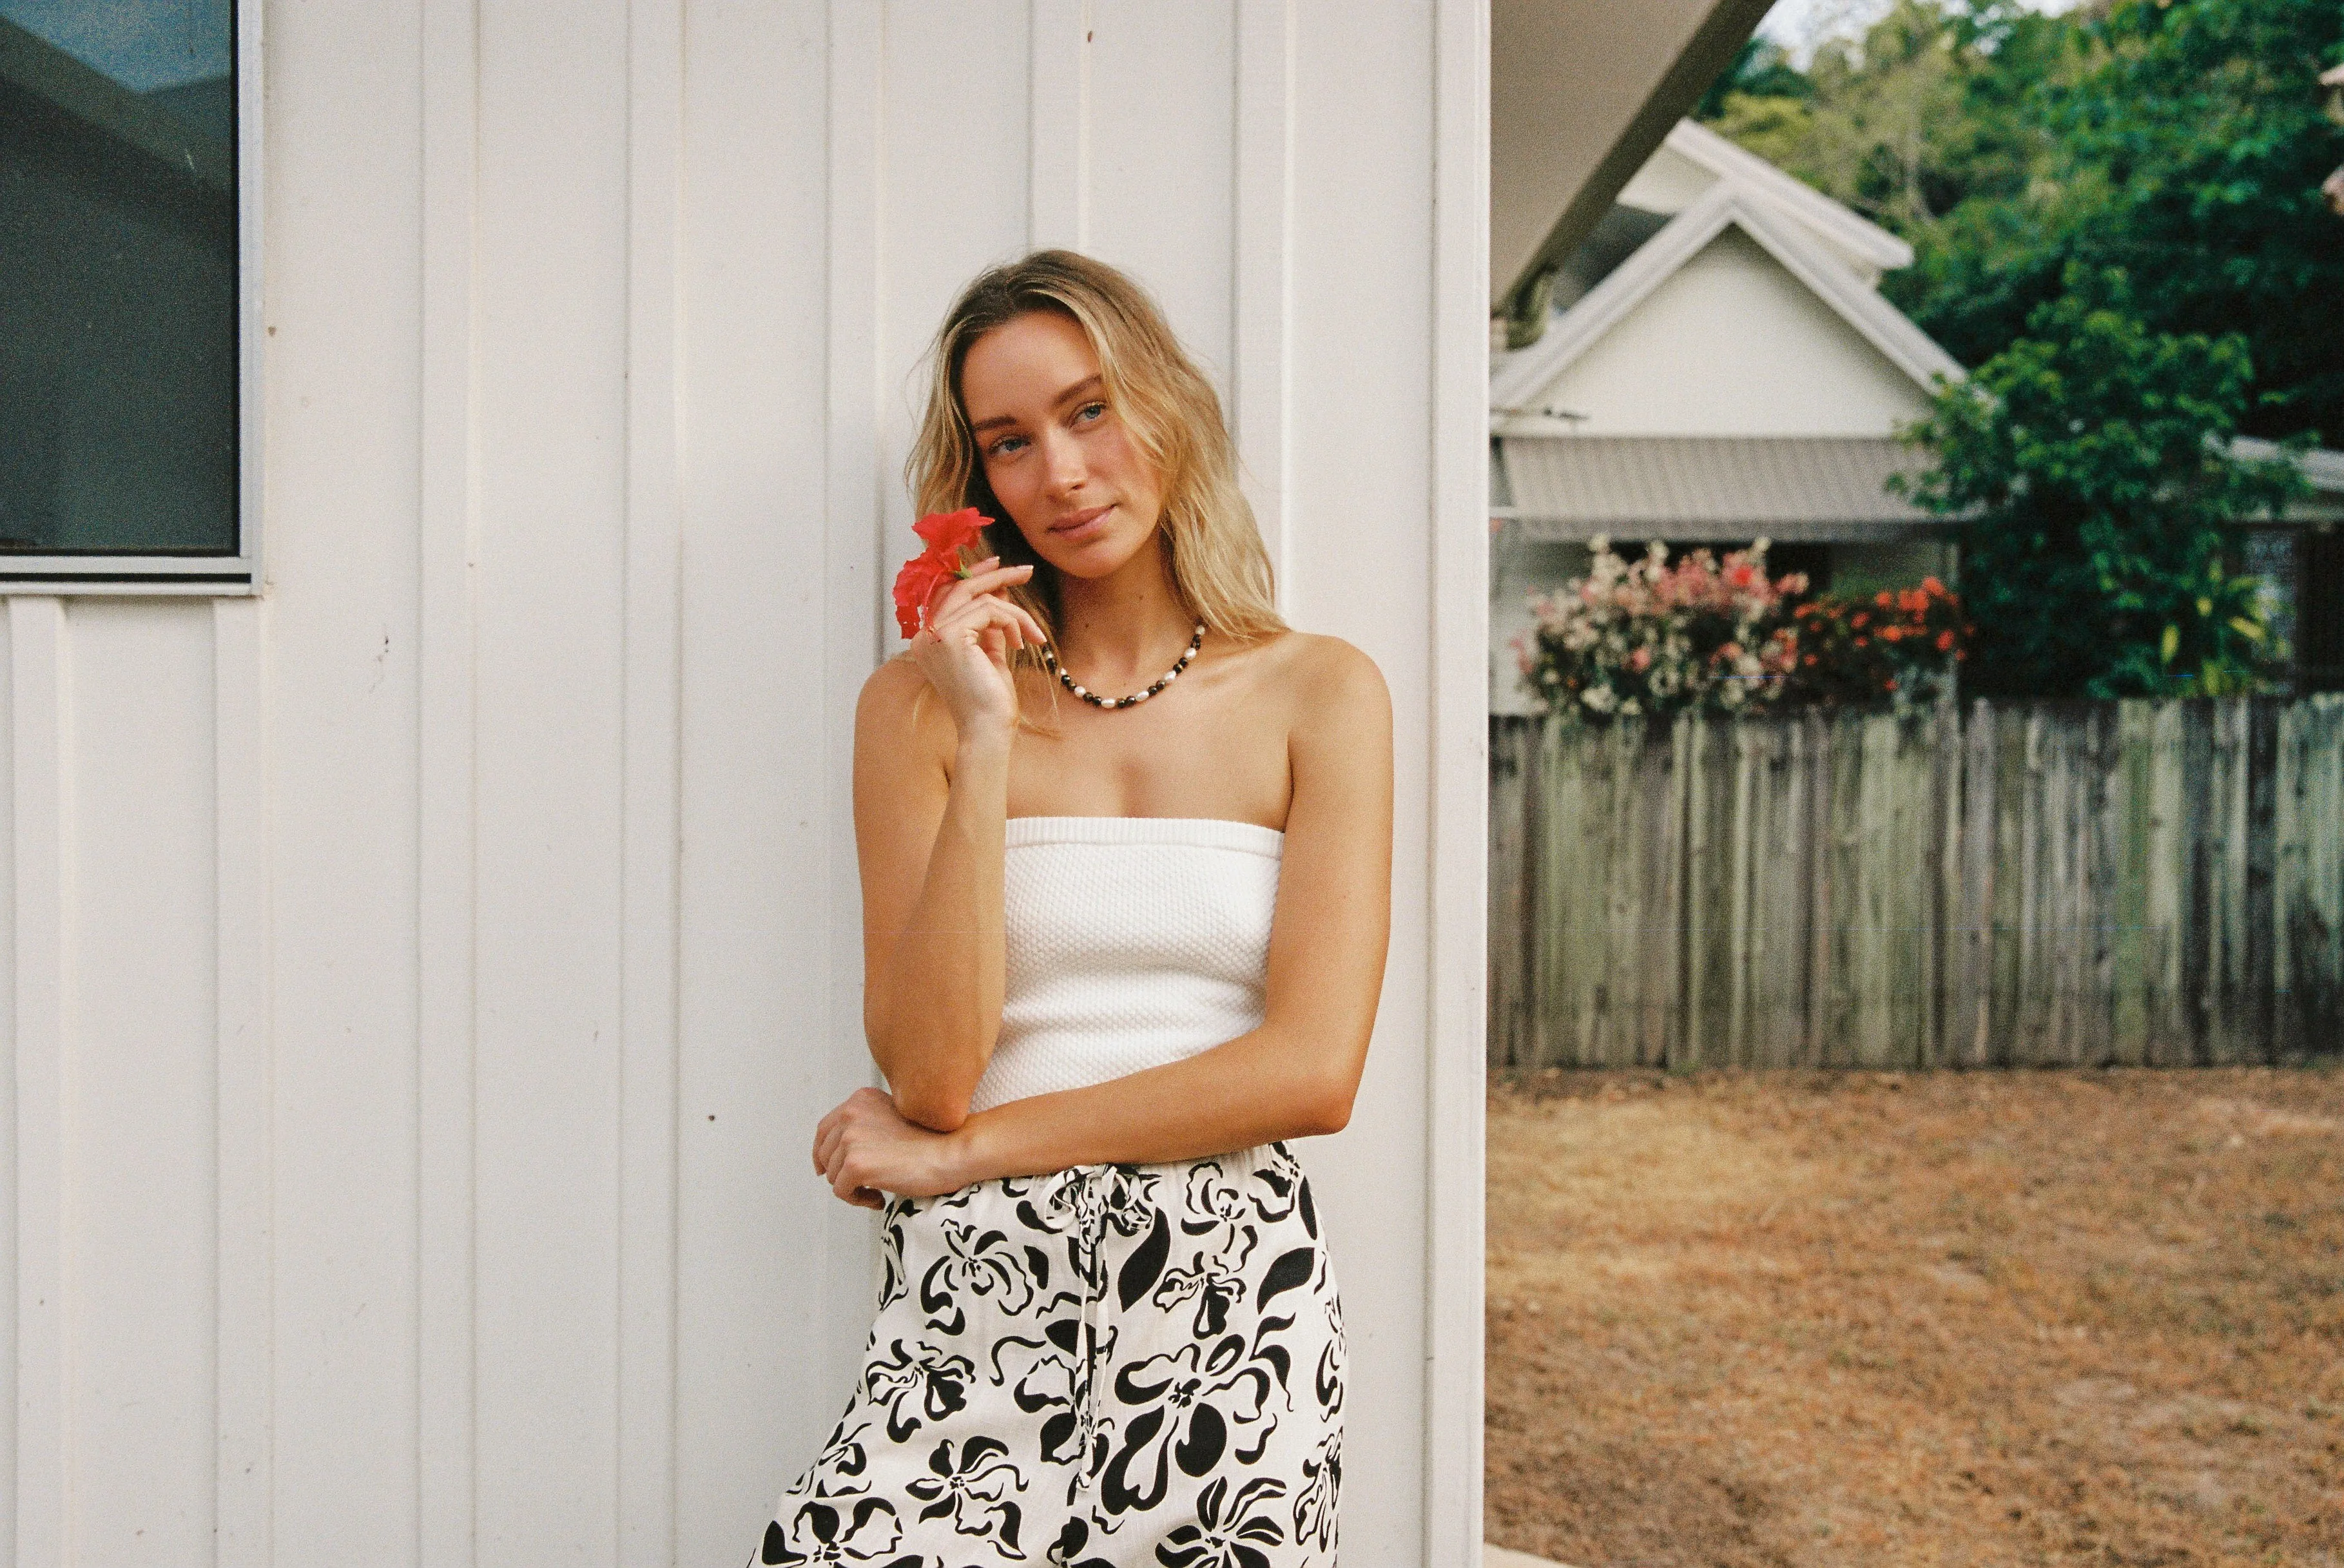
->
[0,0,262,595]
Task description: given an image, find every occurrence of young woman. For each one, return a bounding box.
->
[753,251,1391,1568]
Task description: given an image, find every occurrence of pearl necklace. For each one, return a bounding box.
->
[1041,623,1206,710]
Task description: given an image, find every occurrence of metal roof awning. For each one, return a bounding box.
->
[1495,435,1955,543]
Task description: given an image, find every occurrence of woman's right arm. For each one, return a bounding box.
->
[852,562,1041,1130]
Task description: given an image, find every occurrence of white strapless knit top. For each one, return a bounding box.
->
[968,816,1284,1113]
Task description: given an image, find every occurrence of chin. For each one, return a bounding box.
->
[1033,536,1139,582]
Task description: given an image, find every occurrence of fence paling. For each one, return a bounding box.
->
[2283,700,2344,1052]
[1488,695,2344,1071]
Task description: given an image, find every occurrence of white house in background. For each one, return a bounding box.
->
[1486,117,2344,710]
[1486,118,1967,711]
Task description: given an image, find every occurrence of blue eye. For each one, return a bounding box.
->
[987,434,1028,458]
[1075,402,1107,423]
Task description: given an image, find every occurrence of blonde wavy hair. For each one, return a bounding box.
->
[905,250,1285,663]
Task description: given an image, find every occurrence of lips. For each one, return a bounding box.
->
[1050,504,1113,541]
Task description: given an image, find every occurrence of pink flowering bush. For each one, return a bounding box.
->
[1515,537,1806,719]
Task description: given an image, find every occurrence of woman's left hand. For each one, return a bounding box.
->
[812,1087,971,1208]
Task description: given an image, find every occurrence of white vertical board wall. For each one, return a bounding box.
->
[0,1,1485,1563]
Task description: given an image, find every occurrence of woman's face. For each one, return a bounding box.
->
[960,309,1165,582]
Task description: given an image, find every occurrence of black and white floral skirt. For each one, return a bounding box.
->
[753,1141,1344,1567]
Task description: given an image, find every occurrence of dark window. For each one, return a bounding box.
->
[1,1,237,556]
[2300,528,2344,693]
[1760,543,1832,598]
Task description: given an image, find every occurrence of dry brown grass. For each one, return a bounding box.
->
[1485,1067,2344,1568]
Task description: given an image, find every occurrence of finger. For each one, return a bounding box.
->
[815,1106,851,1160]
[934,594,1044,650]
[832,1161,867,1204]
[931,599,1036,651]
[927,559,1001,623]
[933,594,1034,636]
[936,563,1034,610]
[852,1187,885,1210]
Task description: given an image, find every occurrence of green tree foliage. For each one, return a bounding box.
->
[1693,35,1813,119]
[1711,1,2066,233]
[1705,0,2344,442]
[1895,269,2309,697]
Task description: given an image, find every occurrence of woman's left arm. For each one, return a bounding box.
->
[814,639,1392,1204]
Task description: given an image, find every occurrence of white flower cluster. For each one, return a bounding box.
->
[1514,536,1802,720]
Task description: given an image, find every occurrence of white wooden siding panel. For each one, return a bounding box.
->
[878,1,1032,563]
[1287,6,1437,1558]
[212,595,275,1568]
[0,601,16,1561]
[619,0,685,1559]
[470,0,631,1553]
[1087,3,1241,390]
[64,603,218,1562]
[1027,0,1088,251]
[258,1,433,1560]
[1232,0,1295,588]
[1425,5,1491,1561]
[416,0,480,1557]
[10,597,69,1568]
[816,0,891,1469]
[670,1,845,1559]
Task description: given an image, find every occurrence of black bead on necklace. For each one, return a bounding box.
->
[1041,623,1206,710]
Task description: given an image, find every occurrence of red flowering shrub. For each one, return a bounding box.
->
[1787,576,1968,707]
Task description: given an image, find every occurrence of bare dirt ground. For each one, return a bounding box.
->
[1484,1067,2344,1568]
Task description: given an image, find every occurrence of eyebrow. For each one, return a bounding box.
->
[968,374,1105,435]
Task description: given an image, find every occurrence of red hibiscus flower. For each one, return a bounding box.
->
[891,508,991,639]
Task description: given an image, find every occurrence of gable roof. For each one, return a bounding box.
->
[1491,175,1964,420]
[1656,119,1911,275]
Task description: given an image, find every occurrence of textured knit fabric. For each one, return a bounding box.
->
[973,817,1284,1114]
[752,818,1345,1568]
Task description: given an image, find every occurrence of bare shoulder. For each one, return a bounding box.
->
[1263,632,1390,717]
[1272,633,1391,838]
[857,650,929,717]
[855,653,957,764]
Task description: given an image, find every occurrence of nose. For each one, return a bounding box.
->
[1037,424,1087,496]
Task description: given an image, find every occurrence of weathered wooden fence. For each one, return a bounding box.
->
[1489,695,2344,1070]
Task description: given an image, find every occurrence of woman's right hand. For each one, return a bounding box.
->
[908,557,1046,741]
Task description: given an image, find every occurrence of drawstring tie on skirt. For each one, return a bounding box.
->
[1027,1162,1140,1493]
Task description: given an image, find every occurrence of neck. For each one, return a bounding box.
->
[1053,534,1195,684]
